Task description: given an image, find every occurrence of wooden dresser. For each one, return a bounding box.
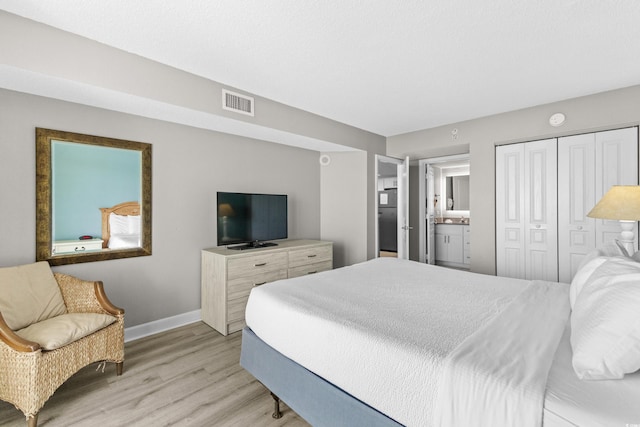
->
[201,239,333,335]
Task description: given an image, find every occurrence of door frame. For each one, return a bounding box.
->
[418,154,470,264]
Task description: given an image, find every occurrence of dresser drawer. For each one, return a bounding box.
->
[53,238,104,254]
[288,244,332,268]
[227,252,288,279]
[288,260,332,279]
[227,269,287,301]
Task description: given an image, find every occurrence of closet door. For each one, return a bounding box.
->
[496,139,557,281]
[595,127,639,249]
[558,127,638,283]
[557,134,596,283]
[523,139,558,282]
[496,144,526,279]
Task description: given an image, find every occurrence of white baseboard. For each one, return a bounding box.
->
[124,309,201,342]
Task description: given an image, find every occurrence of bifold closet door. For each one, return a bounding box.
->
[558,127,638,283]
[557,134,595,283]
[496,143,525,279]
[496,139,557,281]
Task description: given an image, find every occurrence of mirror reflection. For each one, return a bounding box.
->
[36,128,152,265]
[445,175,470,211]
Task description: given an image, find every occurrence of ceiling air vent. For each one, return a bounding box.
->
[222,89,254,116]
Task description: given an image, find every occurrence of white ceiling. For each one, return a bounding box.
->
[2,1,640,138]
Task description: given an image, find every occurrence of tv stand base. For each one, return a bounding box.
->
[228,241,278,250]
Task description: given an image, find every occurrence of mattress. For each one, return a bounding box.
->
[245,258,640,427]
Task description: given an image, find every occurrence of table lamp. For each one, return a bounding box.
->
[587,185,640,255]
[218,203,235,243]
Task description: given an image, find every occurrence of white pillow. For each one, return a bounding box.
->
[128,215,141,235]
[570,256,640,380]
[614,239,631,257]
[569,256,606,308]
[109,213,130,235]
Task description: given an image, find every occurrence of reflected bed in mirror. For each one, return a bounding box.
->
[100,201,142,249]
[36,128,152,265]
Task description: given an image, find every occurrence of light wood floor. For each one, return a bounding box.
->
[0,322,310,427]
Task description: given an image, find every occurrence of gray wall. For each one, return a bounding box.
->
[0,89,322,327]
[0,10,388,330]
[388,85,640,275]
[320,151,368,267]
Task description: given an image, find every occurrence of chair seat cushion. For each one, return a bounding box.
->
[15,313,117,350]
[0,261,67,330]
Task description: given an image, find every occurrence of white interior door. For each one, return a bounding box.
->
[397,156,410,259]
[523,139,558,282]
[496,139,557,281]
[557,127,638,283]
[375,155,409,259]
[558,133,596,283]
[594,127,639,250]
[496,143,526,279]
[426,164,436,264]
[418,161,435,264]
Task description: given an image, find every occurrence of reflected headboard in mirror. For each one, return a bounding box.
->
[100,201,141,249]
[36,128,152,265]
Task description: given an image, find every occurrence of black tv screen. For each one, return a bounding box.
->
[217,192,288,247]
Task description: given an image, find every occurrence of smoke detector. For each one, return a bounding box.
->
[549,112,566,127]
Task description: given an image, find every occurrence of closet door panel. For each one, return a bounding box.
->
[595,127,639,251]
[524,139,558,281]
[558,127,638,283]
[496,144,525,279]
[558,133,596,283]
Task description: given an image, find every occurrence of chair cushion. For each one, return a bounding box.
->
[0,261,67,330]
[15,313,117,350]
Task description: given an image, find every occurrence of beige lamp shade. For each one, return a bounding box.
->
[587,186,640,220]
[218,203,235,217]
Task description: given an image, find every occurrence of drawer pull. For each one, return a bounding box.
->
[307,271,317,275]
[74,246,86,252]
[307,254,317,258]
[254,282,267,286]
[254,262,267,267]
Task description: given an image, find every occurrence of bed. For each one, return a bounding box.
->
[99,201,142,249]
[240,255,640,427]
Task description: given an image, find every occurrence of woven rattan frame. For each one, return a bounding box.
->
[0,272,124,426]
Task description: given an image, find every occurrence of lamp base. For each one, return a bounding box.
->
[619,220,636,256]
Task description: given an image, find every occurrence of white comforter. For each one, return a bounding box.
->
[433,280,569,427]
[245,258,569,426]
[107,234,140,249]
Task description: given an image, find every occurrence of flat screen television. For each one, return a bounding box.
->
[217,192,288,249]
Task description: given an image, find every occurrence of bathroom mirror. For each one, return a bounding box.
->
[36,128,152,265]
[445,175,470,211]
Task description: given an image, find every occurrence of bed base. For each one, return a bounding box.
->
[240,327,403,427]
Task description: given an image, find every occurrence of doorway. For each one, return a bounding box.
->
[418,154,470,266]
[375,155,409,259]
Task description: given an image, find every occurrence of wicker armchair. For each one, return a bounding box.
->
[0,263,124,427]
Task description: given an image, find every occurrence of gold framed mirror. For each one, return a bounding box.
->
[36,128,152,265]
